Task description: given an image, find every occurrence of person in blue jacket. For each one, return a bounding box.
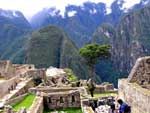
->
[117,99,131,113]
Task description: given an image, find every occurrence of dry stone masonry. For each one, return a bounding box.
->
[0,60,116,113]
[118,56,150,113]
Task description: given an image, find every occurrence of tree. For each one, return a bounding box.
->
[79,43,111,97]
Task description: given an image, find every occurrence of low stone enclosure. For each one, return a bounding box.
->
[118,56,150,113]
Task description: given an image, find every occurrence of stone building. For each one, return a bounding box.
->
[29,87,81,110]
[43,90,81,109]
[118,56,150,113]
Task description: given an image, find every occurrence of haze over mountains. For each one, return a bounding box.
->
[0,0,150,85]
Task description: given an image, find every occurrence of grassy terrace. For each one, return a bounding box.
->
[88,91,118,99]
[44,107,82,113]
[13,94,36,111]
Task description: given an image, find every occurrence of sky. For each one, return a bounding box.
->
[0,0,141,20]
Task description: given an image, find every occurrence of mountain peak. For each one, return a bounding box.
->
[0,9,23,18]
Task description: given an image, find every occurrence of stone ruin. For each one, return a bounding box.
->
[0,60,16,79]
[45,67,70,86]
[0,60,116,113]
[29,87,81,110]
[0,60,46,109]
[128,56,150,89]
[118,56,150,113]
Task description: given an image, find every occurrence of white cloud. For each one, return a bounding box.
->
[0,0,141,20]
[68,11,77,17]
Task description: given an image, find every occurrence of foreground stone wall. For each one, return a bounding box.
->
[118,79,150,113]
[128,56,150,85]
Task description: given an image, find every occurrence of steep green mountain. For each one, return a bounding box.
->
[90,5,150,86]
[30,1,123,47]
[0,9,31,61]
[26,25,91,79]
[30,0,148,48]
[113,5,150,74]
[0,34,30,64]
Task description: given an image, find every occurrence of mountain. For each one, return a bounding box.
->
[0,0,150,85]
[30,0,149,48]
[90,4,150,85]
[30,2,107,47]
[113,5,150,74]
[0,9,31,61]
[25,25,91,80]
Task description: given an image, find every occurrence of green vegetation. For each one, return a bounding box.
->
[13,94,36,111]
[79,43,111,97]
[64,68,78,82]
[44,107,82,113]
[26,25,90,80]
[88,92,118,99]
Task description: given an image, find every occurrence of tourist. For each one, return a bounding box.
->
[117,99,131,113]
[109,103,117,113]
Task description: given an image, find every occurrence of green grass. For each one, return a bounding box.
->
[13,94,36,111]
[89,92,118,98]
[44,107,82,113]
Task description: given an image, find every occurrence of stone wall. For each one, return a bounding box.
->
[29,87,78,94]
[0,60,16,79]
[5,94,28,106]
[43,90,81,109]
[29,87,81,110]
[11,79,35,99]
[28,96,43,113]
[128,56,150,85]
[82,106,95,113]
[22,69,46,81]
[14,64,35,76]
[118,79,150,113]
[86,84,114,94]
[0,77,20,98]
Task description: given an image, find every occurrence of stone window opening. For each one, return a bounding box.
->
[140,80,145,85]
[72,95,75,103]
[28,66,32,69]
[60,97,64,103]
[48,97,52,103]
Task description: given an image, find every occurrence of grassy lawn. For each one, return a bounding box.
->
[13,94,36,111]
[89,92,118,98]
[44,107,82,113]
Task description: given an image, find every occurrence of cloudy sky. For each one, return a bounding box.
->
[0,0,140,20]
